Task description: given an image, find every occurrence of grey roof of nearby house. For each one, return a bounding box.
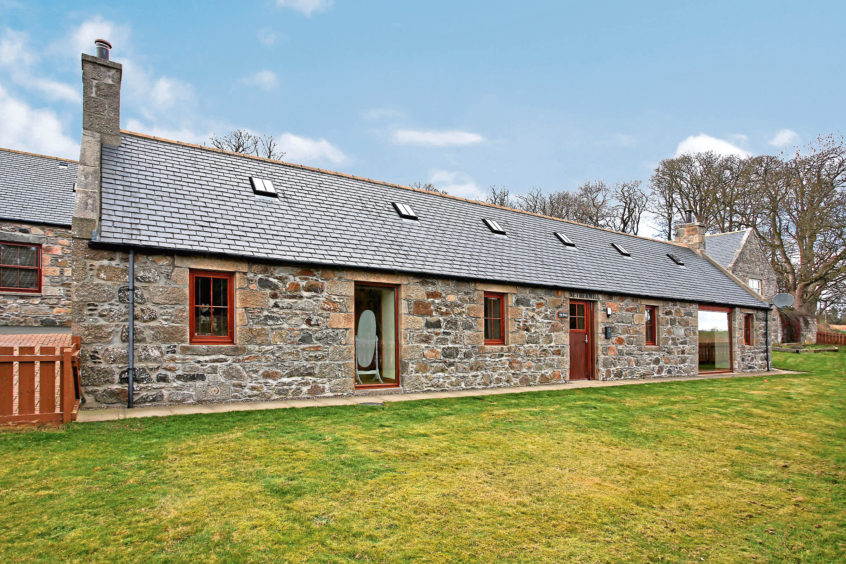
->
[704,229,751,269]
[97,132,768,309]
[0,148,77,227]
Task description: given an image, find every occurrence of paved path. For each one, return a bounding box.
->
[78,369,801,423]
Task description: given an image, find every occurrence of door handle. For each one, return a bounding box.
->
[584,334,588,344]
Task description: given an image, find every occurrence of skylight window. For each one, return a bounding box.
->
[554,232,576,247]
[250,176,277,197]
[611,242,631,256]
[483,218,506,234]
[392,202,418,220]
[667,253,685,266]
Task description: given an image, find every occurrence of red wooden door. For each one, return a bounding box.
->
[569,300,593,380]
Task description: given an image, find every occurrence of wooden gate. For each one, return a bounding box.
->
[0,337,81,426]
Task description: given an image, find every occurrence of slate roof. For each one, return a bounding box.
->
[0,148,77,227]
[704,229,750,269]
[97,132,767,309]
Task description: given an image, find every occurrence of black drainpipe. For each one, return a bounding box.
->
[128,249,135,408]
[765,306,771,371]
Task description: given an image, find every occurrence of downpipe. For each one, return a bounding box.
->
[128,249,135,408]
[765,305,771,372]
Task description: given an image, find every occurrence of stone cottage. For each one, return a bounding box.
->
[68,44,775,408]
[0,148,76,331]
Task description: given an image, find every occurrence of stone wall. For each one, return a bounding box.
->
[596,297,699,380]
[0,220,72,327]
[733,308,775,372]
[75,247,772,408]
[730,234,778,301]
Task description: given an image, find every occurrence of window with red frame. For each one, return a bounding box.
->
[743,313,753,345]
[484,292,505,345]
[645,305,657,345]
[0,241,41,293]
[189,270,234,344]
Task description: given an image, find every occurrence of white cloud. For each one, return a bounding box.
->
[30,77,80,103]
[0,84,78,158]
[276,0,333,17]
[674,134,750,158]
[428,170,485,201]
[277,133,347,165]
[769,128,800,147]
[0,27,34,66]
[393,129,485,147]
[257,27,279,46]
[240,69,278,91]
[124,119,211,145]
[69,16,130,56]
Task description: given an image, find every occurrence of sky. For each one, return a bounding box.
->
[1,0,844,223]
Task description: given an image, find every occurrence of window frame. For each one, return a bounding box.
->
[748,278,762,294]
[189,270,235,344]
[483,292,506,345]
[698,304,734,374]
[645,305,658,346]
[743,313,753,346]
[354,282,401,390]
[0,241,42,293]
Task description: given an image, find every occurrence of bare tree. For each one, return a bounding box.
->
[487,185,513,207]
[742,136,846,315]
[610,180,649,235]
[209,129,286,160]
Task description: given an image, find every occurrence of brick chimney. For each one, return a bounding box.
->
[675,209,706,253]
[73,39,122,240]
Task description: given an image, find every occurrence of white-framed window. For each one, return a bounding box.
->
[748,278,762,294]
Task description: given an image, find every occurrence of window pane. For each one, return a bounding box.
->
[484,296,501,319]
[17,246,37,267]
[1,268,18,288]
[195,276,211,305]
[354,285,397,386]
[212,308,229,336]
[488,318,502,341]
[212,277,228,306]
[18,269,37,289]
[195,306,212,335]
[3,245,20,266]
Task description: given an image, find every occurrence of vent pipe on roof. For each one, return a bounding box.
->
[94,39,112,60]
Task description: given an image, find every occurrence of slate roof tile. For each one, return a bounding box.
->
[0,148,77,226]
[98,133,767,309]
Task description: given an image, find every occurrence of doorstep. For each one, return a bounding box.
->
[76,369,801,423]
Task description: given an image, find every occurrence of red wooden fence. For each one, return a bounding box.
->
[0,337,81,426]
[817,331,846,346]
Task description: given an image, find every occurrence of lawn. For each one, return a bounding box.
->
[0,352,843,562]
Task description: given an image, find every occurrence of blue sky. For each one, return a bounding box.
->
[1,0,843,212]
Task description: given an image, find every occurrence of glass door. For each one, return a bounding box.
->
[354,283,399,388]
[698,306,732,373]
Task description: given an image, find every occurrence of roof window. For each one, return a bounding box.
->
[667,253,685,266]
[554,232,576,247]
[250,176,277,197]
[483,218,506,234]
[392,202,418,220]
[611,242,631,256]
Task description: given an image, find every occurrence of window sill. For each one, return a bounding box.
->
[0,291,42,296]
[644,345,661,351]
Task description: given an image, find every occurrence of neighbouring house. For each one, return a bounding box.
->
[702,228,814,344]
[0,148,76,331]
[66,43,775,408]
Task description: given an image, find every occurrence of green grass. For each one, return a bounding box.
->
[1,352,843,562]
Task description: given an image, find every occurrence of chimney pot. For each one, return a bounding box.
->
[685,209,694,223]
[94,39,112,60]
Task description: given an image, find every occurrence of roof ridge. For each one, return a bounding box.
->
[120,129,688,249]
[0,147,78,164]
[705,228,751,237]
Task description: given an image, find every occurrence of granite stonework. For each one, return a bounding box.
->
[73,245,774,407]
[734,308,777,372]
[729,234,778,302]
[596,297,698,380]
[0,220,73,327]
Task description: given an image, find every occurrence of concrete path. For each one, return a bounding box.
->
[77,369,801,423]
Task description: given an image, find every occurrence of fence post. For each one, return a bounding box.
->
[61,347,75,423]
